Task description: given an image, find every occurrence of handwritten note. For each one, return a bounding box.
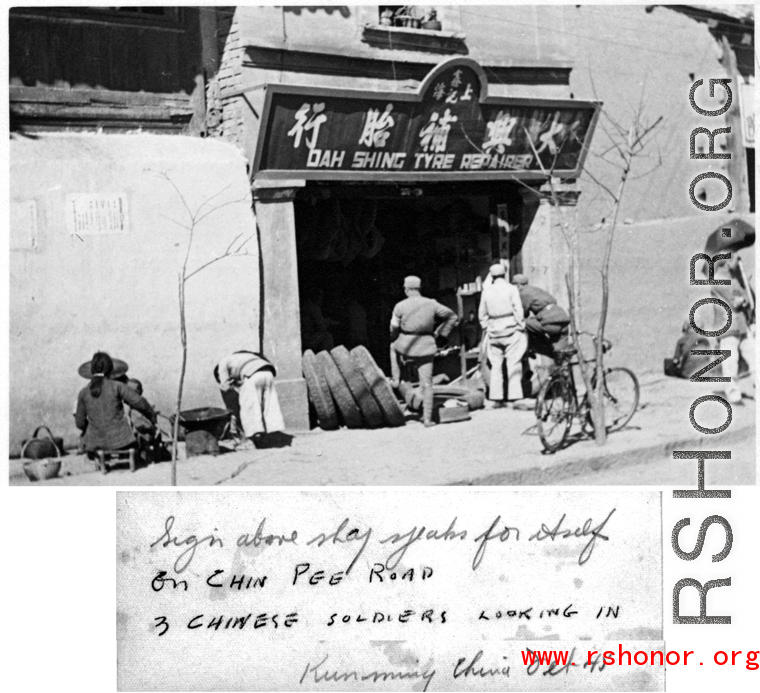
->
[117,490,663,691]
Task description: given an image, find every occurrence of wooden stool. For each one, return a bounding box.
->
[97,448,136,474]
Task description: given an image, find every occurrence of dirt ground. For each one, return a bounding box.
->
[10,375,755,487]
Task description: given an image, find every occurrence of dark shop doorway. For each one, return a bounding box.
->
[293,181,526,377]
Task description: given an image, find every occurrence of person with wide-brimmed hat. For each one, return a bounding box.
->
[479,263,527,407]
[75,351,155,457]
[389,275,458,427]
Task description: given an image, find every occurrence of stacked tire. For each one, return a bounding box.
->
[302,346,405,430]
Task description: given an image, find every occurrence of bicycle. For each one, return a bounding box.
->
[534,333,640,453]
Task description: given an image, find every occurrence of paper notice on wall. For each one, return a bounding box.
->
[10,200,38,250]
[117,490,663,691]
[65,193,129,235]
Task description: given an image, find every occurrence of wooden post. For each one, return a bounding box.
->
[457,289,466,383]
[454,229,467,384]
[252,179,310,432]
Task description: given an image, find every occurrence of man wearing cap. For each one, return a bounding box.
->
[479,264,527,406]
[390,276,458,427]
[511,274,571,357]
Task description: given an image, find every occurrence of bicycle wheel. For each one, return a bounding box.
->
[589,367,639,432]
[535,374,574,452]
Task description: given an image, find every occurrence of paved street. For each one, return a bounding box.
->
[562,435,756,486]
[11,376,755,487]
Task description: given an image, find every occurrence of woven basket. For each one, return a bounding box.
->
[23,458,62,482]
[21,425,63,460]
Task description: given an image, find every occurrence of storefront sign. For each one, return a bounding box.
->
[254,58,599,182]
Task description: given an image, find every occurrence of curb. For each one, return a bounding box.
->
[10,421,754,486]
[451,423,755,486]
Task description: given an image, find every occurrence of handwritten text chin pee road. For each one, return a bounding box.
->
[150,509,615,576]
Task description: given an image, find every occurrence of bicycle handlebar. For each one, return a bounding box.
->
[572,331,612,353]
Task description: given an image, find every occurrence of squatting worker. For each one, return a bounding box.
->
[511,274,571,357]
[214,351,285,447]
[390,276,458,427]
[479,264,527,406]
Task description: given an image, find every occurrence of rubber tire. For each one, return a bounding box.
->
[586,367,640,433]
[604,367,639,431]
[535,373,573,453]
[349,346,406,427]
[302,350,339,431]
[330,346,385,428]
[316,350,364,429]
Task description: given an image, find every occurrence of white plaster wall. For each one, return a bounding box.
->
[9,133,260,453]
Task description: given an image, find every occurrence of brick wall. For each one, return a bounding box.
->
[211,8,246,148]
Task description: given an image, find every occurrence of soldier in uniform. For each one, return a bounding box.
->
[390,276,458,427]
[511,274,571,357]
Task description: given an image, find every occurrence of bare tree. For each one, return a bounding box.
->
[524,99,662,444]
[151,170,253,484]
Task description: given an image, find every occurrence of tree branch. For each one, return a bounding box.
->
[582,168,619,202]
[195,182,235,218]
[630,115,664,153]
[150,169,194,226]
[193,195,250,227]
[158,212,191,230]
[184,249,252,282]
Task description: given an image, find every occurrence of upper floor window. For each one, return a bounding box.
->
[98,7,181,20]
[378,5,443,31]
[114,7,171,15]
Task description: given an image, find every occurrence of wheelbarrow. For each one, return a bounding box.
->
[170,407,233,457]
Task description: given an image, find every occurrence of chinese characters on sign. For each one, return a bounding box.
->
[483,110,518,153]
[260,60,598,178]
[419,109,458,152]
[359,104,395,148]
[286,102,327,149]
[433,68,474,104]
[66,194,130,235]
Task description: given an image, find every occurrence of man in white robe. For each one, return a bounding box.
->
[478,264,528,406]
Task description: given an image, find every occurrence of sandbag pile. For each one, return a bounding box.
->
[302,346,405,430]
